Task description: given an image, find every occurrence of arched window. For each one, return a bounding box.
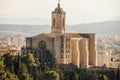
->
[53,18,55,27]
[61,49,63,53]
[39,40,46,49]
[61,55,64,59]
[63,18,65,27]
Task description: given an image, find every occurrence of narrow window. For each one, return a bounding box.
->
[53,18,55,27]
[66,55,67,58]
[61,55,64,59]
[63,18,65,27]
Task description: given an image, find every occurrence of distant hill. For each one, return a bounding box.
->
[0,20,120,37]
[0,18,49,25]
[0,24,50,37]
[67,20,120,34]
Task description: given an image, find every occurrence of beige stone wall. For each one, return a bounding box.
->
[79,38,89,68]
[26,38,32,48]
[71,39,79,67]
[51,12,65,33]
[31,35,55,56]
[71,38,84,68]
[62,36,71,64]
[89,34,97,66]
[25,33,97,68]
[24,3,98,68]
[55,35,71,64]
[54,36,61,63]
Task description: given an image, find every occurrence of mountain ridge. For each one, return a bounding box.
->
[0,20,120,36]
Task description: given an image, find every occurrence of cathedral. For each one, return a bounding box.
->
[21,3,97,68]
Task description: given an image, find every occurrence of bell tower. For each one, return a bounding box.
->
[51,2,66,33]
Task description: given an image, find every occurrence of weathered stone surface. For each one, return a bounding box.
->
[21,3,97,68]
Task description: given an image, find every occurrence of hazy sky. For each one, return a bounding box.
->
[0,0,120,24]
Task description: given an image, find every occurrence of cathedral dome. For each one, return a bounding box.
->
[53,3,64,14]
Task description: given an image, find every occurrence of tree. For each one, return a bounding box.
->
[102,67,104,80]
[87,72,98,80]
[78,69,98,80]
[0,54,19,80]
[116,66,120,80]
[33,70,44,80]
[0,54,5,80]
[49,57,58,70]
[63,71,78,80]
[41,64,49,72]
[59,71,65,80]
[22,53,37,67]
[19,62,32,80]
[44,70,59,80]
[21,53,38,77]
[3,70,19,80]
[3,53,15,73]
[14,55,21,75]
[98,75,108,80]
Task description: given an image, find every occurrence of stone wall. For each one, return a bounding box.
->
[71,38,82,68]
[89,34,97,66]
[54,36,61,63]
[79,38,89,68]
[32,35,54,55]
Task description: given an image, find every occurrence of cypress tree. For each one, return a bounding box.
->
[116,66,120,80]
[102,66,104,80]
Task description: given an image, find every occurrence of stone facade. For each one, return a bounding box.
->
[21,3,97,68]
[52,3,65,33]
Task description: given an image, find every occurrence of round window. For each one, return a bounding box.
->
[39,40,46,49]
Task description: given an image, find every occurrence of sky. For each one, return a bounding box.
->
[0,0,120,25]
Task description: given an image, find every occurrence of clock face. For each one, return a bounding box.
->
[39,40,46,49]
